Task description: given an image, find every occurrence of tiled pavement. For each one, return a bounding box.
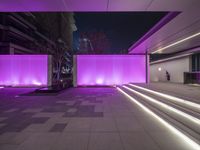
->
[0,87,197,150]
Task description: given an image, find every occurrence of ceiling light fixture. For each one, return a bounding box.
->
[152,31,200,54]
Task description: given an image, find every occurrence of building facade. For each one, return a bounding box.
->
[0,12,75,54]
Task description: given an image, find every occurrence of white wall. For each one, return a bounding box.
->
[150,56,190,83]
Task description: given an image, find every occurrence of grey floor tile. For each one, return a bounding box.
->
[0,144,19,150]
[103,112,113,118]
[136,117,168,132]
[45,117,69,124]
[88,132,124,150]
[22,108,43,113]
[64,118,92,132]
[94,105,104,112]
[0,132,32,145]
[32,112,64,118]
[56,100,69,104]
[148,131,198,150]
[113,111,135,117]
[91,118,117,132]
[0,123,6,128]
[4,109,19,113]
[115,117,144,132]
[22,123,54,132]
[50,133,89,150]
[120,131,160,150]
[0,132,17,144]
[65,101,76,106]
[49,123,67,132]
[0,117,7,122]
[17,133,60,150]
[67,108,77,113]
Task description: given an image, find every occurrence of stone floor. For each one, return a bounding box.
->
[0,85,199,150]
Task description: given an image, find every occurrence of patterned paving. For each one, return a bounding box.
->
[0,88,108,135]
[0,86,198,150]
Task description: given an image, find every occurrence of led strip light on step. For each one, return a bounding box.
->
[123,86,200,125]
[129,84,200,110]
[117,87,200,150]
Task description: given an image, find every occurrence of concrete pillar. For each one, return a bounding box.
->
[48,55,53,87]
[146,53,150,83]
[73,55,77,87]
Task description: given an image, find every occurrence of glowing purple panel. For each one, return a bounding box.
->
[0,55,48,87]
[77,55,146,86]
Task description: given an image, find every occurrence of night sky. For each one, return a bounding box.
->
[74,12,167,54]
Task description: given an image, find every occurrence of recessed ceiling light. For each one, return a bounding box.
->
[152,31,200,54]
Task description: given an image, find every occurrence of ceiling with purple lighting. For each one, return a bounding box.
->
[0,0,197,12]
[76,55,146,86]
[127,1,200,54]
[0,0,199,55]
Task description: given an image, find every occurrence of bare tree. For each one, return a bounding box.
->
[53,39,69,81]
[79,31,111,54]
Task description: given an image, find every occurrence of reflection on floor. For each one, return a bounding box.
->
[0,84,199,150]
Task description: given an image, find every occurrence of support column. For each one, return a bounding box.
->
[146,52,149,83]
[48,55,53,87]
[73,55,77,87]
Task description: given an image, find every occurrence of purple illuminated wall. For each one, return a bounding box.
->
[0,55,48,87]
[77,55,146,86]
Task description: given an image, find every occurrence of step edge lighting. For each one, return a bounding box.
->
[117,87,200,150]
[129,84,200,110]
[124,85,200,125]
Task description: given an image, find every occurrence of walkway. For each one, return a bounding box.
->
[0,85,199,150]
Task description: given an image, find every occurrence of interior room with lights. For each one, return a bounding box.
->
[0,0,200,150]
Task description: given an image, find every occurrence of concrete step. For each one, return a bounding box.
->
[118,85,200,145]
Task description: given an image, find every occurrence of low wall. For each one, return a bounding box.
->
[0,55,52,87]
[74,55,147,86]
